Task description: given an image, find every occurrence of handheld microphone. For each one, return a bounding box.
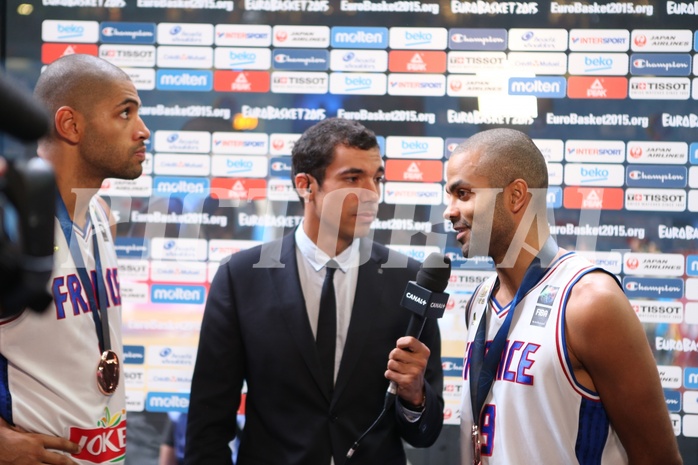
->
[386,252,451,397]
[346,253,451,461]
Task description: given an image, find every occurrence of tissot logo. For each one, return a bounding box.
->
[628,77,691,100]
[99,45,156,67]
[625,188,686,211]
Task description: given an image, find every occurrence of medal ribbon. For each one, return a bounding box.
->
[469,237,558,446]
[55,196,112,353]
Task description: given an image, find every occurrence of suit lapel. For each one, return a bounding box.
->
[272,233,333,402]
[333,240,383,403]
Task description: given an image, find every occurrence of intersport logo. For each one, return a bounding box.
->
[214,24,271,46]
[568,29,630,52]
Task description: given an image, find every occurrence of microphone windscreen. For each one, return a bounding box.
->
[415,253,451,293]
[0,73,51,141]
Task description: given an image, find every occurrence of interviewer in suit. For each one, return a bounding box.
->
[184,118,444,465]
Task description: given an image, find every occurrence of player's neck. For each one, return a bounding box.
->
[57,181,97,230]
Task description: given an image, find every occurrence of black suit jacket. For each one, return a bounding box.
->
[185,233,444,465]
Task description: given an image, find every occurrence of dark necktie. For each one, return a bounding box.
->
[316,260,338,393]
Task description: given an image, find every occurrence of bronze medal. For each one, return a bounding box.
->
[471,424,481,465]
[96,349,120,395]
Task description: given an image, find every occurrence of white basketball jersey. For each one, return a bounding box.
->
[0,197,126,464]
[460,252,628,465]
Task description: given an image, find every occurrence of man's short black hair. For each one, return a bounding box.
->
[291,118,378,188]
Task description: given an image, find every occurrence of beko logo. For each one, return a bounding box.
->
[406,292,426,306]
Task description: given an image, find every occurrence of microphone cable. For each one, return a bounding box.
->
[345,388,396,461]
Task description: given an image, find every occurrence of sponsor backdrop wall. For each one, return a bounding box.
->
[3,0,698,460]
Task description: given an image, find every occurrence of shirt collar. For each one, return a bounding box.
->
[295,221,360,272]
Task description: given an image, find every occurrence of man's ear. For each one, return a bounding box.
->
[294,173,313,202]
[507,179,528,214]
[54,106,81,144]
